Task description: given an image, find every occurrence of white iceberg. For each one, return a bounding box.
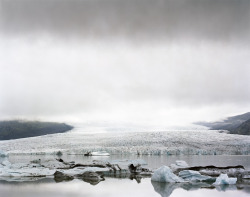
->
[0,158,55,177]
[179,170,215,182]
[170,160,189,172]
[213,174,237,185]
[151,166,185,183]
[85,151,110,156]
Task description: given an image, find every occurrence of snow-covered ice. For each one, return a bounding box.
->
[213,174,237,185]
[0,158,55,177]
[178,170,215,182]
[170,160,189,171]
[0,150,8,157]
[151,166,185,183]
[88,151,110,156]
[0,129,250,155]
[58,167,110,176]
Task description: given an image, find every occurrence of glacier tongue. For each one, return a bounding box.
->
[0,130,250,156]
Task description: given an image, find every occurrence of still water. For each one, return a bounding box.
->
[1,155,250,197]
[0,176,249,197]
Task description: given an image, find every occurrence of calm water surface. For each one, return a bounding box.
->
[0,177,250,197]
[1,155,250,197]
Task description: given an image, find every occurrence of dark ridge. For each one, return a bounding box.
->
[232,119,250,135]
[0,120,73,140]
[194,112,250,135]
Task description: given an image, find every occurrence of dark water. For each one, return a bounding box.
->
[1,155,250,197]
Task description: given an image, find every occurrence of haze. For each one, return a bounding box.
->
[0,0,250,129]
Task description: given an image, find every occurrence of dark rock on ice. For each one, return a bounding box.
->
[78,171,105,185]
[54,171,74,182]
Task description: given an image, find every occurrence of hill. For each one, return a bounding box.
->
[232,119,250,135]
[0,120,73,140]
[195,112,250,135]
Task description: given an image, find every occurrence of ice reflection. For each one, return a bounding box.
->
[0,177,250,197]
[151,181,250,197]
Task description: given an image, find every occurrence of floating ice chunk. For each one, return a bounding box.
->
[0,158,55,177]
[151,166,185,183]
[85,151,110,156]
[213,174,237,185]
[41,159,69,169]
[175,161,189,168]
[0,166,55,177]
[179,170,215,182]
[0,150,8,157]
[170,160,189,172]
[59,167,110,176]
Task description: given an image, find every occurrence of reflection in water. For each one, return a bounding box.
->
[0,177,250,197]
[151,180,250,197]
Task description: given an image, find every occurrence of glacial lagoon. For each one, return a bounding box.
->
[1,154,250,197]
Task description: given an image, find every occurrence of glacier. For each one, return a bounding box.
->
[0,130,250,156]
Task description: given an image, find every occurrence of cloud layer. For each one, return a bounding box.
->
[0,0,250,127]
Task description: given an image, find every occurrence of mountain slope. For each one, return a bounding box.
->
[195,112,250,135]
[195,112,250,131]
[0,120,73,140]
[232,119,250,135]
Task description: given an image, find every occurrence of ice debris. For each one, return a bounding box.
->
[178,170,215,182]
[84,151,110,156]
[170,160,189,172]
[213,174,237,185]
[0,150,8,157]
[151,166,185,183]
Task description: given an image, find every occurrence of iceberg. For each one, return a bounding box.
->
[213,174,237,185]
[85,151,110,156]
[179,170,215,182]
[151,166,185,183]
[170,160,189,172]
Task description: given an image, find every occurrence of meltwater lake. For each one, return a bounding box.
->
[1,154,250,197]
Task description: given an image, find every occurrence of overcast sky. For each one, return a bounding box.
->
[0,0,250,129]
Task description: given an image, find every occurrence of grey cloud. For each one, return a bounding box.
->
[0,0,250,125]
[0,0,250,43]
